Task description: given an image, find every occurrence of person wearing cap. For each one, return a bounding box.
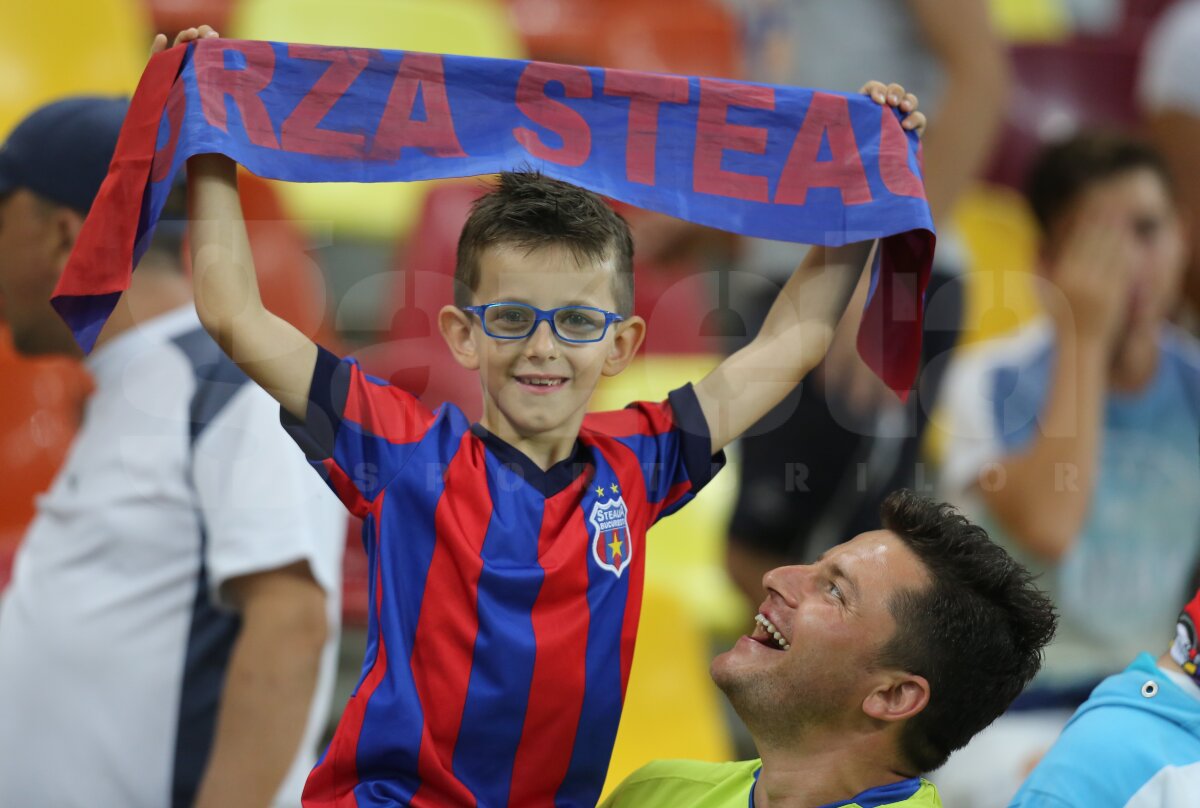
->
[1010,586,1200,806]
[0,27,345,808]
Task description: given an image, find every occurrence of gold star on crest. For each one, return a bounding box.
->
[608,535,623,558]
[594,486,605,498]
[609,483,619,494]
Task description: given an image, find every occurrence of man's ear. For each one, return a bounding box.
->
[50,207,85,271]
[862,673,930,724]
[438,305,481,371]
[602,315,646,377]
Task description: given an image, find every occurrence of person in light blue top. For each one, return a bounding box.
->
[1011,586,1200,807]
[934,133,1200,807]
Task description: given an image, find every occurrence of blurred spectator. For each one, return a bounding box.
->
[1140,0,1200,323]
[719,0,1010,604]
[933,133,1200,806]
[1011,584,1200,807]
[0,89,345,808]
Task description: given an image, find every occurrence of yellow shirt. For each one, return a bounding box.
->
[602,759,943,808]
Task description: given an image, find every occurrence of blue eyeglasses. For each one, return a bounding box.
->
[462,302,625,344]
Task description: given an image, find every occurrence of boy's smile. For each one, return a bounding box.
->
[440,242,645,470]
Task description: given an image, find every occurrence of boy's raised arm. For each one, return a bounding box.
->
[692,241,876,455]
[692,81,925,455]
[188,153,318,422]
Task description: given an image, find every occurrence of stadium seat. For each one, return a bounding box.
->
[984,35,1144,190]
[229,0,526,240]
[601,582,734,800]
[988,0,1071,43]
[0,327,92,590]
[144,0,240,37]
[3,0,150,137]
[953,183,1043,346]
[508,0,740,78]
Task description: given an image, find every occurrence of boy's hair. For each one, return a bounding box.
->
[455,171,635,316]
[1026,132,1175,235]
[875,490,1058,773]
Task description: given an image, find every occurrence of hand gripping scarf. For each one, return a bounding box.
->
[51,39,936,397]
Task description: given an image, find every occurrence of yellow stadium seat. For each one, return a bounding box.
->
[989,0,1071,43]
[229,0,526,239]
[3,2,150,137]
[601,582,734,801]
[924,183,1042,467]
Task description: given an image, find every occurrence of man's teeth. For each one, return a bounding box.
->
[520,377,563,386]
[754,613,790,651]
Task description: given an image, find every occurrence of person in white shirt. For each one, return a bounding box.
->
[932,132,1200,807]
[0,28,346,808]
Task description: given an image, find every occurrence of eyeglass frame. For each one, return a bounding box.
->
[460,302,625,344]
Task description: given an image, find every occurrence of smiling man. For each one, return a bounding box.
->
[603,490,1057,808]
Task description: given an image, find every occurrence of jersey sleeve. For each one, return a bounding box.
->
[280,345,437,517]
[586,383,726,525]
[192,382,347,605]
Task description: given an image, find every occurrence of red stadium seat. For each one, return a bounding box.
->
[0,327,92,590]
[984,35,1144,190]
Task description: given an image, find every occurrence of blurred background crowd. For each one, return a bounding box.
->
[4,0,1200,805]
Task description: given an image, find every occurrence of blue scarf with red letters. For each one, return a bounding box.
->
[51,39,935,397]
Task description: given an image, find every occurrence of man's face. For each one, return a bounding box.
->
[711,531,930,736]
[0,189,79,356]
[466,242,632,440]
[1047,168,1186,331]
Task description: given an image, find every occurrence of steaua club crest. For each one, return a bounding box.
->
[589,489,633,578]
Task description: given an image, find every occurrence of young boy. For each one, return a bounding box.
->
[182,30,926,807]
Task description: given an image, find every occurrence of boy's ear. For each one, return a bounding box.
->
[602,315,646,377]
[862,673,929,725]
[438,305,481,371]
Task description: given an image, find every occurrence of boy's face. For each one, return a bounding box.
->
[441,242,644,442]
[1045,168,1186,331]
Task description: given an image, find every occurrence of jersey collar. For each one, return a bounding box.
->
[748,766,923,808]
[469,423,592,498]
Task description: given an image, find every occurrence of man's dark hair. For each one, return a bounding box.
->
[876,490,1057,773]
[455,171,635,315]
[1026,132,1175,235]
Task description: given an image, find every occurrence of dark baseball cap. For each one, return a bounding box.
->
[0,96,130,214]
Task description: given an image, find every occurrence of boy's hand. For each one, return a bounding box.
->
[859,80,926,136]
[150,24,220,58]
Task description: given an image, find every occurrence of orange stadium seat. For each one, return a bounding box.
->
[0,328,92,590]
[144,0,240,37]
[507,0,740,78]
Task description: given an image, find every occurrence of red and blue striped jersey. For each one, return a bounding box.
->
[281,347,725,807]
